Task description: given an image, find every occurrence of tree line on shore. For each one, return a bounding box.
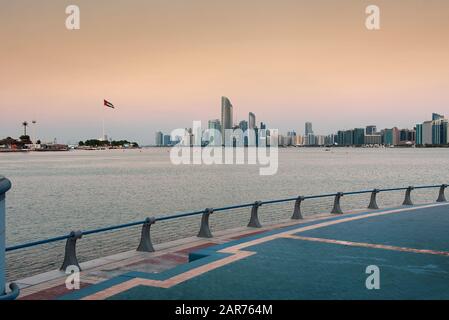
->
[78,139,139,148]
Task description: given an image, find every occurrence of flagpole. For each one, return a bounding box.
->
[102,99,106,141]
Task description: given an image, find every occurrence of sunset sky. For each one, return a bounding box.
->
[1,0,449,144]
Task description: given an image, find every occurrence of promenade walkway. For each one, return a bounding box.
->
[54,203,449,300]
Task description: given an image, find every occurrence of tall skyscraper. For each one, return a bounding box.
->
[221,96,233,144]
[432,113,444,121]
[416,124,423,145]
[248,112,256,130]
[353,128,365,145]
[366,125,377,135]
[305,122,313,136]
[163,134,171,146]
[207,119,221,146]
[239,120,248,132]
[155,131,163,146]
[422,121,433,145]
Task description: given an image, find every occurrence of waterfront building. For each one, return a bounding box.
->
[294,135,304,146]
[325,134,336,146]
[364,134,382,145]
[248,112,256,130]
[432,119,448,145]
[422,121,433,145]
[383,127,400,146]
[315,135,326,146]
[344,130,353,146]
[155,131,163,146]
[182,128,194,147]
[208,119,221,131]
[305,122,313,136]
[432,113,444,121]
[352,128,365,146]
[305,133,316,146]
[416,124,423,145]
[163,134,171,146]
[398,129,416,146]
[239,120,248,132]
[366,125,377,135]
[221,96,233,144]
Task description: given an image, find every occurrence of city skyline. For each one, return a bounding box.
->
[152,95,447,148]
[1,1,449,144]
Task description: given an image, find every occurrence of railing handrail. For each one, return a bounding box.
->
[5,183,447,253]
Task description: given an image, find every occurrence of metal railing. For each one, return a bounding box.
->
[3,183,448,278]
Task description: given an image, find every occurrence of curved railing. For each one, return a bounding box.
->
[3,183,448,274]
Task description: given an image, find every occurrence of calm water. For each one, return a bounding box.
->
[2,147,449,280]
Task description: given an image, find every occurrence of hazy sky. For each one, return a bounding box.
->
[1,0,449,144]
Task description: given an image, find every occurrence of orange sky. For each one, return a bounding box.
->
[1,0,449,144]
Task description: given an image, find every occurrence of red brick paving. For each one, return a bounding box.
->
[20,282,92,300]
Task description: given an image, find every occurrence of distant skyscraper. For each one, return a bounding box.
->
[422,121,433,145]
[353,128,365,145]
[260,122,266,130]
[248,112,256,130]
[305,122,313,136]
[208,119,221,131]
[221,96,233,144]
[432,113,444,121]
[208,119,221,144]
[366,125,377,135]
[163,134,171,146]
[416,123,423,145]
[155,131,163,146]
[239,120,248,132]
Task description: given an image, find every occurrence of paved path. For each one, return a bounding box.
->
[59,203,449,300]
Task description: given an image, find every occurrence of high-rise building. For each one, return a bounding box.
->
[260,122,266,130]
[208,119,221,146]
[366,125,377,135]
[163,134,171,146]
[344,130,354,146]
[155,131,163,146]
[432,113,444,121]
[239,120,248,132]
[416,124,423,145]
[305,122,313,136]
[383,127,400,146]
[248,112,256,130]
[353,128,365,145]
[432,119,448,145]
[422,121,433,145]
[365,134,382,145]
[221,96,233,144]
[398,129,415,145]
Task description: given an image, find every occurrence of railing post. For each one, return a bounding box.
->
[402,186,414,206]
[60,230,82,271]
[137,217,156,252]
[331,192,344,214]
[197,208,214,238]
[368,189,380,210]
[248,201,263,228]
[0,176,19,300]
[437,184,447,202]
[291,196,304,220]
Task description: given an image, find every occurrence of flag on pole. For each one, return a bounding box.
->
[104,99,115,109]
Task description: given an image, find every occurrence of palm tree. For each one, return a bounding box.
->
[22,121,28,136]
